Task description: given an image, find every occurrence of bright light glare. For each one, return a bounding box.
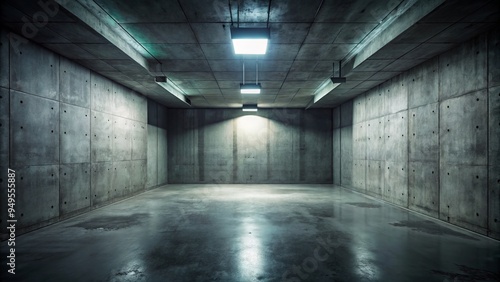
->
[241,88,261,94]
[232,39,268,54]
[242,108,258,112]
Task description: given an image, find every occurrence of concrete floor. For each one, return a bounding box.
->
[1,185,499,282]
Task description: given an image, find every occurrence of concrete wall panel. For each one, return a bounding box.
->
[133,92,147,123]
[146,125,158,188]
[489,29,500,87]
[10,90,59,166]
[113,116,132,161]
[439,165,488,235]
[409,103,439,161]
[59,163,90,215]
[384,111,408,162]
[408,58,438,108]
[167,110,196,183]
[302,110,332,183]
[439,34,487,100]
[333,107,340,129]
[158,128,168,185]
[236,113,269,183]
[0,88,8,232]
[440,90,487,165]
[113,83,134,120]
[353,94,366,124]
[408,161,439,217]
[91,111,113,162]
[366,117,384,160]
[340,100,353,127]
[130,160,147,192]
[365,87,384,120]
[203,111,235,183]
[340,126,353,187]
[17,165,59,228]
[1,30,9,88]
[384,161,408,207]
[268,121,297,183]
[90,72,113,114]
[352,160,366,192]
[0,88,8,166]
[489,165,500,239]
[490,86,500,166]
[353,121,366,160]
[490,86,500,239]
[158,104,168,129]
[112,161,131,198]
[333,128,341,185]
[366,160,384,197]
[131,121,147,160]
[10,40,59,100]
[60,103,90,164]
[384,75,408,114]
[147,98,158,126]
[59,57,90,108]
[91,162,112,206]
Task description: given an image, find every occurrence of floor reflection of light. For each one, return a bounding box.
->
[353,235,380,280]
[239,221,262,279]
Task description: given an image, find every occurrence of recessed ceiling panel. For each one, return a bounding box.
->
[143,44,205,59]
[121,24,197,43]
[94,0,186,23]
[179,0,232,22]
[269,0,323,22]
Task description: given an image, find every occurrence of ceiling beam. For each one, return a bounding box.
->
[54,0,191,106]
[311,0,446,106]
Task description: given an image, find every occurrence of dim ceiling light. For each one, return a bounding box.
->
[231,28,270,55]
[240,83,261,94]
[242,104,258,111]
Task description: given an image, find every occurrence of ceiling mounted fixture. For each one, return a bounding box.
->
[154,76,191,106]
[229,0,271,55]
[330,61,347,84]
[231,28,270,55]
[242,104,258,112]
[240,61,261,94]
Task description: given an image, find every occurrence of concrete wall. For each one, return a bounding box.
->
[146,98,168,189]
[167,109,332,184]
[0,29,148,237]
[333,29,500,239]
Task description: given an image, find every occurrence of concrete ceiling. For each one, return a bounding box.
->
[1,0,498,108]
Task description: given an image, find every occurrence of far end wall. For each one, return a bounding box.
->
[167,109,333,184]
[333,29,499,239]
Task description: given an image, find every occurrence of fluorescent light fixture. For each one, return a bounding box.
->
[231,28,270,55]
[242,104,258,112]
[330,77,346,83]
[240,83,261,94]
[154,76,191,106]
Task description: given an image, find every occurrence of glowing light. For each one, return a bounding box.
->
[231,28,270,55]
[232,39,268,55]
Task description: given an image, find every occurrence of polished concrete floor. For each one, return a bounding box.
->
[1,184,499,282]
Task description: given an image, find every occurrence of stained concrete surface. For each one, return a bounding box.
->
[1,184,499,282]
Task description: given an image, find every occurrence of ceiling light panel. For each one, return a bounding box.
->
[231,28,270,55]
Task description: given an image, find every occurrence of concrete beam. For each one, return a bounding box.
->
[312,0,445,105]
[54,0,190,106]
